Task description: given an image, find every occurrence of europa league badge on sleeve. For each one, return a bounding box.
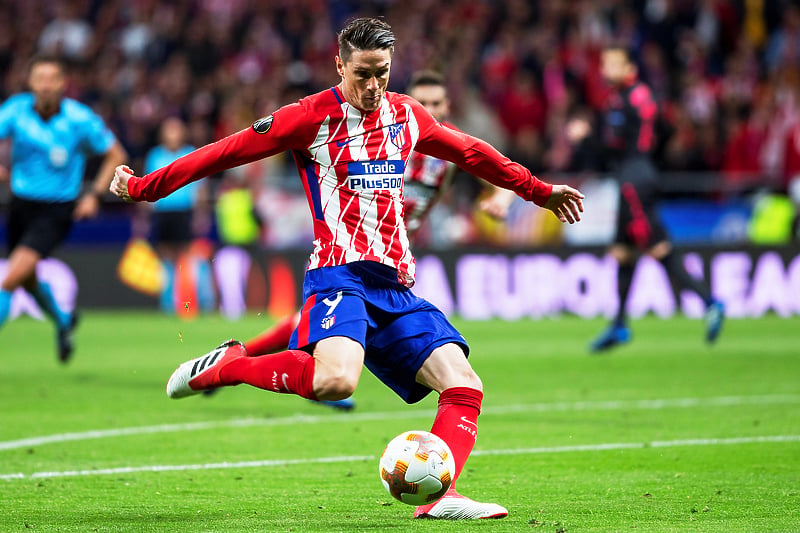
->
[252,115,273,134]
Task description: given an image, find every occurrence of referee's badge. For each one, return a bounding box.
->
[252,114,273,134]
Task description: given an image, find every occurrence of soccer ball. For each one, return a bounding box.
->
[378,430,456,506]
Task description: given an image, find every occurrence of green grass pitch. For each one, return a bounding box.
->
[1,311,798,532]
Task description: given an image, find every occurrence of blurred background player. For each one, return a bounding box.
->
[110,17,583,520]
[403,70,516,236]
[0,54,126,362]
[214,171,265,320]
[239,70,515,410]
[568,47,725,353]
[142,117,211,314]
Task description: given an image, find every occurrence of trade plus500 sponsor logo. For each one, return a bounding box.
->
[347,160,404,190]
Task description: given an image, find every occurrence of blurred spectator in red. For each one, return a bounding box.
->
[497,70,546,139]
[721,105,766,184]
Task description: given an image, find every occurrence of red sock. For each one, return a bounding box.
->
[219,349,317,400]
[244,312,300,356]
[429,386,483,489]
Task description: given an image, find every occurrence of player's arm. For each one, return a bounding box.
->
[0,98,17,185]
[478,186,516,220]
[112,105,305,203]
[629,84,657,154]
[74,140,128,220]
[414,107,584,223]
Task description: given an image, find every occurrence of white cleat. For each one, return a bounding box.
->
[414,490,508,520]
[166,340,245,399]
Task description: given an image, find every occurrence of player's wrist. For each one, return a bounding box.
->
[84,188,105,200]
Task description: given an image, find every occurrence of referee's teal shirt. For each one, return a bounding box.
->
[0,93,116,202]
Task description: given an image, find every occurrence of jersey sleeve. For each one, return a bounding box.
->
[0,97,18,139]
[128,101,311,202]
[81,109,117,155]
[410,99,553,207]
[628,83,657,154]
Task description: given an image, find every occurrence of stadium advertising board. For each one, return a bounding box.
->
[412,248,800,319]
[2,246,799,319]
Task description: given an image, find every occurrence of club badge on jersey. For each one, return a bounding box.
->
[388,123,407,150]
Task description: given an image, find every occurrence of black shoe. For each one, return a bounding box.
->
[58,311,80,364]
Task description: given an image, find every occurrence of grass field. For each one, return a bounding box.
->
[1,311,798,532]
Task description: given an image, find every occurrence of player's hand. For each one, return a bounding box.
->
[73,193,100,220]
[566,117,591,143]
[0,165,9,183]
[110,165,135,202]
[479,188,516,220]
[544,184,584,224]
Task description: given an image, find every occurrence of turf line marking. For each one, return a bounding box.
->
[2,393,798,453]
[2,435,798,481]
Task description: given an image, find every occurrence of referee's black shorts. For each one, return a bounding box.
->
[612,157,668,250]
[6,196,75,257]
[151,210,193,245]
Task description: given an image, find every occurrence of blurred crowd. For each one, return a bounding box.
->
[1,0,800,243]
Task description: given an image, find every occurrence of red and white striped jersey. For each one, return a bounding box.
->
[403,121,456,234]
[128,87,552,285]
[403,151,452,233]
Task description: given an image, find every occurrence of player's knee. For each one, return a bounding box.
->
[455,368,482,391]
[315,372,358,400]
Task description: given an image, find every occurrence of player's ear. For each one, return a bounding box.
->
[335,56,345,78]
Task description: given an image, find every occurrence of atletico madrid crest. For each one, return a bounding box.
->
[321,315,336,329]
[388,123,406,149]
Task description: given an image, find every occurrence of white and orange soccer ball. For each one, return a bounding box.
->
[378,430,456,506]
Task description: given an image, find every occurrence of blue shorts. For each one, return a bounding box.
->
[288,261,469,404]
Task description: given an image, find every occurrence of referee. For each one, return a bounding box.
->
[0,55,127,362]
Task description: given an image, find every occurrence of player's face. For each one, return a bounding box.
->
[29,62,66,109]
[336,48,392,112]
[409,85,449,122]
[161,117,187,150]
[601,50,633,86]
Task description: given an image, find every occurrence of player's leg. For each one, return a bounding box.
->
[240,311,356,410]
[1,200,35,330]
[590,243,634,352]
[20,265,72,330]
[154,212,192,314]
[28,201,79,360]
[415,342,482,487]
[159,259,176,313]
[166,335,364,400]
[166,284,369,399]
[648,240,725,343]
[0,246,40,329]
[365,294,506,519]
[244,311,301,356]
[592,177,661,353]
[413,343,507,519]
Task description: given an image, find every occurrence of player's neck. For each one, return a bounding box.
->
[34,99,61,121]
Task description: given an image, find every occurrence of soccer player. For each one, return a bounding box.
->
[239,70,514,411]
[0,54,127,362]
[143,117,209,313]
[582,47,724,352]
[110,18,583,519]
